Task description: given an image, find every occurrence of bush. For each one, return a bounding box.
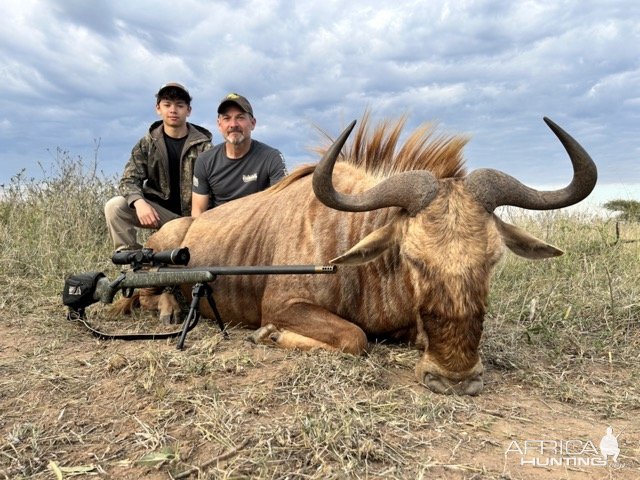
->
[0,149,118,311]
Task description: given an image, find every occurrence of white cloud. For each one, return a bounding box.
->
[0,0,638,204]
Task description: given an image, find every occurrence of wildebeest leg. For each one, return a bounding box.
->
[137,287,182,324]
[248,303,368,355]
[141,216,194,323]
[250,324,342,351]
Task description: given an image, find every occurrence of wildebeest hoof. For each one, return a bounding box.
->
[268,332,281,343]
[247,324,278,344]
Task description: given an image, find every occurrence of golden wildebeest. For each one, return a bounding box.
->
[119,115,597,395]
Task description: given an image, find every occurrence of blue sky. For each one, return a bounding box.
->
[1,0,639,210]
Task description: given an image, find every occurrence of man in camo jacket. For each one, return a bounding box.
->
[104,82,213,251]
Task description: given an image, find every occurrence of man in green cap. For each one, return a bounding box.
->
[191,93,287,216]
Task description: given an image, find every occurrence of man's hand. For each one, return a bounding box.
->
[133,199,161,227]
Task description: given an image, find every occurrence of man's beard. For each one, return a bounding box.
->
[225,131,246,145]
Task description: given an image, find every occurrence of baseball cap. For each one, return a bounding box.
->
[156,82,192,103]
[217,93,253,116]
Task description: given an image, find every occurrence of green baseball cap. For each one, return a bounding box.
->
[217,93,253,116]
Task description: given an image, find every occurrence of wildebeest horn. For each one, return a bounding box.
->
[465,117,598,212]
[312,120,440,216]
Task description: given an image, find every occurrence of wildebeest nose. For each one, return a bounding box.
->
[423,372,484,396]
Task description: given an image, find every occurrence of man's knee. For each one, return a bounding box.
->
[104,196,142,250]
[104,196,130,220]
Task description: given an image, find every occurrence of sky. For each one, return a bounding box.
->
[1,0,639,211]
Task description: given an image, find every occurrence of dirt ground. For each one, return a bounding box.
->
[0,307,638,479]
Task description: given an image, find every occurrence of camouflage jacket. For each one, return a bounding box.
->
[119,121,213,216]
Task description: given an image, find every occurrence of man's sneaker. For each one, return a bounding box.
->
[114,243,143,253]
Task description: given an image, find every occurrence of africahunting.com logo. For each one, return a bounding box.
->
[505,426,623,468]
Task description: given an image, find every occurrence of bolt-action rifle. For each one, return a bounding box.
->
[62,247,336,349]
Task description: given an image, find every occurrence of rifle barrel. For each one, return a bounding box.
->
[164,265,337,275]
[94,264,336,304]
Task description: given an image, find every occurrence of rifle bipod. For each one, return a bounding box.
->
[177,282,228,350]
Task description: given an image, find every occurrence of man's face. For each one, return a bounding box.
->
[217,105,256,146]
[156,99,191,128]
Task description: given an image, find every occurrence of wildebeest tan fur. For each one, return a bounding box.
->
[117,114,597,395]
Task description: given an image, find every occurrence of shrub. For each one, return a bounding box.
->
[0,149,118,310]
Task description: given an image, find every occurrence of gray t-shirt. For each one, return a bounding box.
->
[192,140,288,207]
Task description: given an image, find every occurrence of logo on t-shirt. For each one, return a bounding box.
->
[242,173,258,183]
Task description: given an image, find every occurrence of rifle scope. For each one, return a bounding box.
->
[111,247,190,266]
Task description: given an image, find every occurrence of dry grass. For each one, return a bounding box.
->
[1,154,639,479]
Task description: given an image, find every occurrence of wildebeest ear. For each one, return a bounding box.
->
[494,215,564,259]
[330,222,398,265]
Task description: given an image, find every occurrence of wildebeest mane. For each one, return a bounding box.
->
[270,112,469,195]
[316,111,469,179]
